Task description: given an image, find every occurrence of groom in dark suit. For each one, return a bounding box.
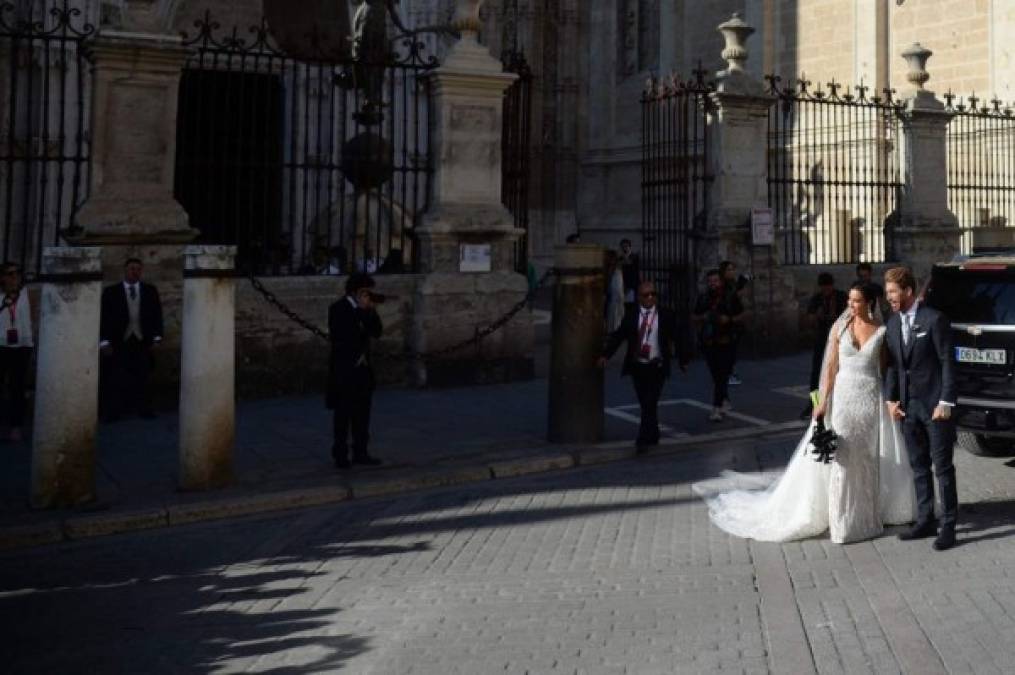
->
[883,267,958,551]
[599,280,688,453]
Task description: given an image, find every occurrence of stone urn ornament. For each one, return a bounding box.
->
[902,43,933,90]
[451,0,483,36]
[263,0,352,62]
[717,12,753,74]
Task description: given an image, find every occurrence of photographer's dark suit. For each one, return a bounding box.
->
[603,305,685,447]
[100,282,163,418]
[884,303,958,530]
[327,296,382,464]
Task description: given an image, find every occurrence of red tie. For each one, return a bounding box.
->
[639,310,652,344]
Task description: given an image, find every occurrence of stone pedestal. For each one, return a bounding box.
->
[410,29,533,386]
[893,88,961,283]
[548,245,604,444]
[31,247,103,509]
[178,246,236,491]
[701,15,798,355]
[71,31,196,244]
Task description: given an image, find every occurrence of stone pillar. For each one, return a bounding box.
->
[410,3,534,386]
[548,245,604,443]
[31,247,103,509]
[178,246,236,491]
[702,14,796,355]
[893,44,961,284]
[66,30,198,407]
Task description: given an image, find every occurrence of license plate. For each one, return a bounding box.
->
[955,346,1007,365]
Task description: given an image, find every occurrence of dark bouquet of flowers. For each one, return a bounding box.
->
[809,416,838,464]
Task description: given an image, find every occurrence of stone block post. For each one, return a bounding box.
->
[548,245,604,443]
[178,246,237,491]
[702,14,796,354]
[892,44,961,283]
[410,3,534,386]
[31,247,103,509]
[66,29,198,406]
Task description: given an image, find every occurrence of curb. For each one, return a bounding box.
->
[0,421,806,553]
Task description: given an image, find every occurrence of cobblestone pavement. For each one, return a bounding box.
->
[3,434,1015,674]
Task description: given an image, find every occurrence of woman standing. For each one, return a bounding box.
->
[0,263,32,441]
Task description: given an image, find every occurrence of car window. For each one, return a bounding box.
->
[926,269,1015,325]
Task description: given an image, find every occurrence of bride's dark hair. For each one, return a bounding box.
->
[849,280,878,308]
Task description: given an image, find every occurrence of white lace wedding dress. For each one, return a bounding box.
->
[693,324,917,543]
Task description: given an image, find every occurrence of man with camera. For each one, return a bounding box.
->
[327,272,385,469]
[693,268,745,422]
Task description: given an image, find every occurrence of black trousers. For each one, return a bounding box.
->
[632,361,665,445]
[809,339,826,392]
[102,337,153,418]
[702,343,735,407]
[0,347,30,427]
[332,366,375,460]
[901,407,958,528]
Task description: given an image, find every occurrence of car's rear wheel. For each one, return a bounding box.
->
[958,432,1015,457]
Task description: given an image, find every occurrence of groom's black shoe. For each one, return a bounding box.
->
[898,520,938,541]
[932,527,956,551]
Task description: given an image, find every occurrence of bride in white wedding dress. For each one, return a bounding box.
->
[693,282,917,543]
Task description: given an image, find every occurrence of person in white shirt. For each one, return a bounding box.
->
[99,258,164,421]
[0,263,33,441]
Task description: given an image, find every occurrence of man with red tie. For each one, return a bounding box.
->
[599,280,688,453]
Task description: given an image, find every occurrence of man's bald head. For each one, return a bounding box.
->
[638,281,657,309]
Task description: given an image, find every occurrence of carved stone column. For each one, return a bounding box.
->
[893,44,961,283]
[702,14,796,355]
[410,5,534,386]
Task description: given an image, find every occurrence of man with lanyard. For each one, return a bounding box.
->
[599,281,687,453]
[693,269,744,422]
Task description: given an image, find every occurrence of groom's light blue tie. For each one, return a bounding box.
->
[903,313,912,346]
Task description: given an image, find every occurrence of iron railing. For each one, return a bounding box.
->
[767,76,904,265]
[0,0,93,278]
[640,69,713,313]
[502,49,532,273]
[945,93,1015,252]
[174,12,439,276]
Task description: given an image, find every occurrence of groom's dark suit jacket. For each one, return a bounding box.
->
[883,303,956,418]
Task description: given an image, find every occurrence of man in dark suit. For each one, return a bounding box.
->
[327,272,383,469]
[883,266,958,551]
[599,280,688,453]
[100,258,163,421]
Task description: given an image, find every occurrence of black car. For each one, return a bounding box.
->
[924,256,1015,455]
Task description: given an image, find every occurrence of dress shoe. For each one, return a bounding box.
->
[932,528,956,551]
[898,520,938,541]
[352,454,383,467]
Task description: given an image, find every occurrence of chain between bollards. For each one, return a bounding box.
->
[247,267,573,362]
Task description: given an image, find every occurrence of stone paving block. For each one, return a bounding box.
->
[64,507,168,539]
[0,520,63,551]
[488,452,576,478]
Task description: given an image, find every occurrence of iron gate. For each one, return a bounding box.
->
[766,76,904,265]
[945,93,1015,253]
[640,70,713,313]
[0,0,93,278]
[502,49,532,273]
[174,11,439,276]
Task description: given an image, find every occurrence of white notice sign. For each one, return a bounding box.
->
[459,244,492,273]
[751,207,775,246]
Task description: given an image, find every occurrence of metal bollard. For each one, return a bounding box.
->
[548,244,605,443]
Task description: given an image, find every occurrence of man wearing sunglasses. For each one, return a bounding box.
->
[599,281,688,453]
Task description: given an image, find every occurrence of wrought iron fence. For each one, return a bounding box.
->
[767,77,904,265]
[0,0,93,278]
[945,93,1015,252]
[502,49,532,273]
[174,11,439,276]
[640,69,713,313]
